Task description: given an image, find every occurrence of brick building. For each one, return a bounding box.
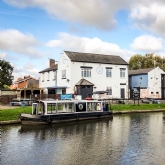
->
[10,75,41,99]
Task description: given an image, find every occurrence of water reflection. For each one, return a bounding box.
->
[2,113,165,165]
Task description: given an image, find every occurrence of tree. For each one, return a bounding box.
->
[0,59,14,88]
[129,53,165,71]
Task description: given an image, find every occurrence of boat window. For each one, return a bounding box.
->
[32,103,38,115]
[47,103,56,114]
[87,102,101,111]
[69,103,72,109]
[47,102,75,114]
[38,103,45,115]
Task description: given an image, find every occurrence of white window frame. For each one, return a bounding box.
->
[120,69,125,78]
[62,70,66,78]
[106,68,112,77]
[42,73,44,82]
[106,87,112,95]
[81,68,91,77]
[53,71,56,80]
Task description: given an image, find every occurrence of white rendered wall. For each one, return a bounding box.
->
[39,70,57,94]
[56,53,71,93]
[148,67,164,98]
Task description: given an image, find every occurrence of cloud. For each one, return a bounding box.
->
[4,0,165,35]
[3,0,129,30]
[46,32,136,61]
[0,51,8,59]
[13,63,39,81]
[130,2,165,35]
[0,29,43,57]
[4,0,165,34]
[130,35,164,52]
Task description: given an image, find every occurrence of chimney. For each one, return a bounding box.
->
[17,77,22,81]
[50,58,55,67]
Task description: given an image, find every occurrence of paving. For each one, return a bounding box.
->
[0,105,21,110]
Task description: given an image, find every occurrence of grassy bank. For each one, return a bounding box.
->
[1,104,165,121]
[111,103,165,111]
[0,107,31,121]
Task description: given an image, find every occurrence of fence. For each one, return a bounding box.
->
[31,94,61,101]
[0,95,17,105]
[0,94,62,105]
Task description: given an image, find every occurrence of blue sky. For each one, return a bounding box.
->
[0,0,165,81]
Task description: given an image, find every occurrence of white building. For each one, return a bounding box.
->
[39,51,129,99]
[39,59,58,94]
[129,67,165,98]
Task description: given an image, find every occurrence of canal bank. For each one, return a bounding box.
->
[1,109,165,125]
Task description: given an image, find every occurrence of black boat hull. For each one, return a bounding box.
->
[19,111,113,125]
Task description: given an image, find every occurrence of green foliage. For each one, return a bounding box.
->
[3,84,10,89]
[129,53,165,71]
[0,59,14,88]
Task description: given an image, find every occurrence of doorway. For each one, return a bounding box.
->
[120,88,125,98]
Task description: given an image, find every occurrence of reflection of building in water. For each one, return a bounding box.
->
[148,113,164,145]
[110,115,131,146]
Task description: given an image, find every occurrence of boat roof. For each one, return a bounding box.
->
[37,99,103,103]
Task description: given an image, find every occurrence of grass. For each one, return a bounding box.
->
[110,103,165,111]
[1,103,165,121]
[0,107,31,121]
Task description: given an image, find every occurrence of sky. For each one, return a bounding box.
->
[0,0,165,82]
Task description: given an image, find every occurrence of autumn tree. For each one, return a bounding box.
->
[129,53,165,71]
[0,59,14,88]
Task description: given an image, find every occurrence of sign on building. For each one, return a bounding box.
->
[61,94,72,100]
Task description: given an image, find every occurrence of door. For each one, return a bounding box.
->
[161,74,165,99]
[161,88,165,99]
[81,86,93,99]
[120,88,125,98]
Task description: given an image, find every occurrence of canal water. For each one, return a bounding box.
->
[1,112,165,165]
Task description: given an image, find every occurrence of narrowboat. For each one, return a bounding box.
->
[18,99,113,125]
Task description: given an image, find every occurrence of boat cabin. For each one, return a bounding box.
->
[32,100,108,115]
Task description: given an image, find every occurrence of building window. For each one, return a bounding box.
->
[106,87,112,95]
[106,68,112,77]
[156,92,159,94]
[47,72,50,81]
[42,73,44,82]
[54,71,56,80]
[151,92,153,94]
[62,70,66,78]
[62,88,66,94]
[120,69,125,78]
[81,68,91,77]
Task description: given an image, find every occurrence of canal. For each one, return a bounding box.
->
[1,112,165,165]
